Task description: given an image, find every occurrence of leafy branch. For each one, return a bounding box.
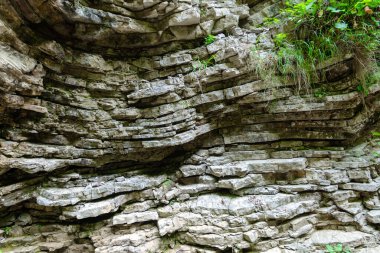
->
[273,0,379,86]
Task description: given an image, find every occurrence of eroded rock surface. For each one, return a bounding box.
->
[0,0,379,252]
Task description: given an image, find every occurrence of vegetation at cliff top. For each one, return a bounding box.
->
[271,0,380,87]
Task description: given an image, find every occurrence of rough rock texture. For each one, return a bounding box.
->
[0,0,379,252]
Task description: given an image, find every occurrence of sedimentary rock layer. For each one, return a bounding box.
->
[0,0,379,252]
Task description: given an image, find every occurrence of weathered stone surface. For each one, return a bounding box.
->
[0,0,379,252]
[113,211,159,225]
[310,230,375,246]
[367,210,380,224]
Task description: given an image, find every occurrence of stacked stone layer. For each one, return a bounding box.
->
[0,0,379,252]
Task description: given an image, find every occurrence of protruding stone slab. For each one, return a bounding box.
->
[310,230,374,246]
[113,211,159,225]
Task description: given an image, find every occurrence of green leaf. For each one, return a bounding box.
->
[371,16,380,26]
[274,33,288,46]
[354,2,366,15]
[335,244,343,252]
[362,0,380,8]
[326,244,335,253]
[204,34,216,45]
[371,131,380,137]
[306,0,317,14]
[335,22,348,30]
[327,6,343,13]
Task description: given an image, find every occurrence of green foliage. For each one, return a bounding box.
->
[284,0,379,36]
[162,179,174,188]
[326,243,351,253]
[160,234,179,251]
[204,34,216,45]
[263,17,281,26]
[356,84,369,96]
[193,54,217,71]
[314,87,327,98]
[250,45,282,86]
[3,226,11,237]
[275,0,380,86]
[365,67,380,87]
[200,7,207,17]
[372,131,380,157]
[274,33,288,46]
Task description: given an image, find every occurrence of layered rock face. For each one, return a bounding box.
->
[0,0,379,252]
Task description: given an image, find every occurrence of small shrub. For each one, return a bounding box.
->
[314,87,327,98]
[326,243,351,253]
[3,226,11,237]
[356,84,369,96]
[274,33,288,46]
[272,0,379,86]
[193,54,217,71]
[200,7,207,17]
[263,17,281,26]
[204,34,216,45]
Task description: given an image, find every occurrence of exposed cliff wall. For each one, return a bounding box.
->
[0,0,379,252]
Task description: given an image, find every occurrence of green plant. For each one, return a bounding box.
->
[356,84,369,96]
[274,33,288,46]
[160,234,179,251]
[365,67,380,88]
[314,87,327,98]
[200,0,207,18]
[200,7,207,17]
[263,17,281,26]
[192,54,217,71]
[326,243,351,253]
[273,0,380,86]
[3,226,11,237]
[250,46,283,88]
[162,179,174,188]
[204,34,216,45]
[372,131,380,157]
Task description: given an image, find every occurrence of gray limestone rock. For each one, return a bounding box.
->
[113,211,159,225]
[367,210,380,224]
[0,0,379,252]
